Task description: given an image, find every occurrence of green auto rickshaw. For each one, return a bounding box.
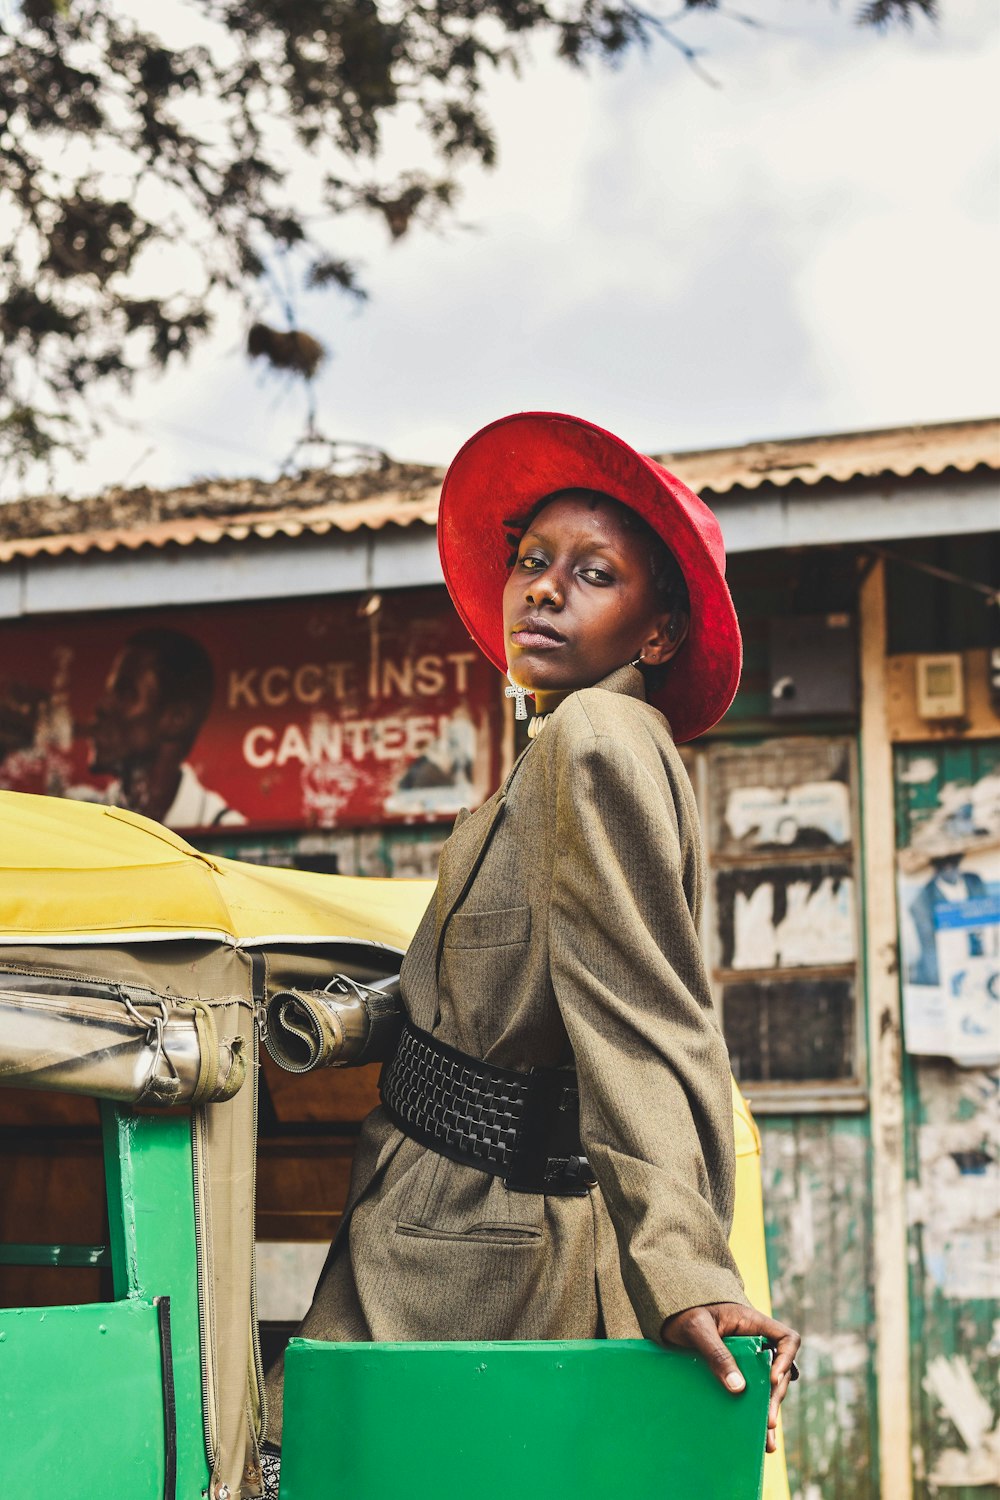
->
[0,790,787,1499]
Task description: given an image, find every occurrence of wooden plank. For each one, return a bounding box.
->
[0,1132,106,1307]
[886,650,1000,743]
[261,1050,381,1124]
[0,1087,100,1127]
[255,1135,356,1242]
[859,557,914,1499]
[759,1116,878,1498]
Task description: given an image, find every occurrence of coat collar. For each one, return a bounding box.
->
[590,663,646,702]
[529,664,673,739]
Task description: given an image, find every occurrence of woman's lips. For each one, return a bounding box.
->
[510,627,566,650]
[510,616,566,650]
[511,632,565,650]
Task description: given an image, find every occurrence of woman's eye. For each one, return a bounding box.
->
[581,567,613,584]
[519,555,544,571]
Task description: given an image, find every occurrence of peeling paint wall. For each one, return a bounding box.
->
[906,1061,1000,1498]
[896,742,1000,1499]
[760,1117,878,1499]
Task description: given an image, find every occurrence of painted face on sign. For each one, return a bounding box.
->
[88,628,215,784]
[90,646,169,774]
[502,491,688,714]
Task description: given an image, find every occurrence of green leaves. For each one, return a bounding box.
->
[0,0,944,477]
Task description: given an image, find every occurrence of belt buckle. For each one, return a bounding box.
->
[543,1154,597,1193]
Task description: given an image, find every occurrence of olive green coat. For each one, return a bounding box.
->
[266,665,745,1442]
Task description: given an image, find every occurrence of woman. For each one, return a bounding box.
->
[263,412,799,1485]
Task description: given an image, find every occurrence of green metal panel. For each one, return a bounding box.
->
[1,1109,210,1494]
[758,1116,879,1499]
[0,1242,110,1267]
[102,1105,212,1498]
[0,1299,166,1497]
[279,1337,771,1500]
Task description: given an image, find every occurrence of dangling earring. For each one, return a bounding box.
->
[629,653,645,668]
[505,672,528,720]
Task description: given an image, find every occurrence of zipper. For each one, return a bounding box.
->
[1,979,167,1021]
[190,1106,219,1471]
[247,1012,267,1447]
[248,950,267,1448]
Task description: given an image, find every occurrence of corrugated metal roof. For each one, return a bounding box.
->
[656,416,1000,495]
[1,416,996,565]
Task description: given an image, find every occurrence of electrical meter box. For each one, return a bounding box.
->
[915,653,965,720]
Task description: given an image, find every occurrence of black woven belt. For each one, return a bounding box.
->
[380,1019,597,1196]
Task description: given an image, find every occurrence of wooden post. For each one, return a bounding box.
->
[859,557,913,1499]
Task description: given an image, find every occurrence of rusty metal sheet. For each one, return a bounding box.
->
[657,416,1000,496]
[1,418,995,564]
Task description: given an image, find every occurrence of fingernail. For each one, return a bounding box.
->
[726,1371,746,1392]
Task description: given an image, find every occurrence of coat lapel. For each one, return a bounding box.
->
[433,667,656,935]
[433,747,530,932]
[434,788,508,933]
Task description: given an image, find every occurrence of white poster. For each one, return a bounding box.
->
[898,849,1000,1066]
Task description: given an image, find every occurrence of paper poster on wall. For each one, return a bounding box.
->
[709,739,853,855]
[896,757,1000,1065]
[716,864,856,971]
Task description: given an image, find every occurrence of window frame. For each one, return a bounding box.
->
[687,734,869,1116]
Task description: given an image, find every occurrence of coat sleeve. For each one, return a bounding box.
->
[547,723,747,1337]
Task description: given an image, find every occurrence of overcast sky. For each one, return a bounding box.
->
[14,0,1000,498]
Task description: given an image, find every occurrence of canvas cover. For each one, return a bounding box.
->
[0,791,418,1496]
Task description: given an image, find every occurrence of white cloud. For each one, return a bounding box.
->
[8,0,998,495]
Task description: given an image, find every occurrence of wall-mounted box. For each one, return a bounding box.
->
[915,653,965,720]
[885,649,1000,741]
[768,613,857,718]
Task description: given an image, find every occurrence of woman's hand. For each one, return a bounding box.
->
[661,1302,800,1453]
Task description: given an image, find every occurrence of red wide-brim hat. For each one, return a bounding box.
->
[438,412,742,744]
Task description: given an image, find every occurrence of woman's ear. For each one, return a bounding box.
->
[641,610,689,667]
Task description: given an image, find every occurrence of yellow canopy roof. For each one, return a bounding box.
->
[0,791,431,951]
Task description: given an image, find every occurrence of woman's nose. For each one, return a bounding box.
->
[525,569,563,607]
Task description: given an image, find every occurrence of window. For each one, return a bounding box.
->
[685,737,865,1111]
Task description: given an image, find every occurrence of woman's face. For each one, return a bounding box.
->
[502,492,685,712]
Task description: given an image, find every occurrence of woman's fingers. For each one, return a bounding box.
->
[662,1302,802,1425]
[769,1367,794,1429]
[664,1306,747,1392]
[768,1329,802,1391]
[733,1307,801,1390]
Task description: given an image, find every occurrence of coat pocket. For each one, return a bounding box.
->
[395,1149,543,1245]
[395,1221,542,1247]
[444,904,532,950]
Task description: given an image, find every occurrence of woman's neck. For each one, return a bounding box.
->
[531,688,574,715]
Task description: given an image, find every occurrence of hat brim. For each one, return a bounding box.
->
[438,412,742,743]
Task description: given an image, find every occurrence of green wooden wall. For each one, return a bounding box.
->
[895,741,1000,1500]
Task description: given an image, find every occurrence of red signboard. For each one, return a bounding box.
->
[0,588,504,832]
